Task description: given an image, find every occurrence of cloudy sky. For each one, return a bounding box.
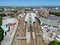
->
[0,0,60,6]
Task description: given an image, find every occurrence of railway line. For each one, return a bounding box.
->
[12,15,26,45]
[12,13,44,45]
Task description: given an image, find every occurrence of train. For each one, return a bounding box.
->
[25,13,37,23]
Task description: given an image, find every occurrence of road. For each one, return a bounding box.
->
[12,13,44,45]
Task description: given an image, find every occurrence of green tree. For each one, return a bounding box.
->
[0,27,4,45]
[0,15,4,45]
[49,12,60,16]
[0,14,6,17]
[50,41,60,45]
[0,16,2,26]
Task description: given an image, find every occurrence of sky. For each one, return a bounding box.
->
[0,0,60,6]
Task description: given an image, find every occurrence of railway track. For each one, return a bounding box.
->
[35,20,44,45]
[12,14,44,45]
[29,19,44,45]
[19,17,26,45]
[12,16,26,45]
[29,23,34,45]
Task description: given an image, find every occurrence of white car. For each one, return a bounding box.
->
[56,36,60,41]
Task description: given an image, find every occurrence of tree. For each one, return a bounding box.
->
[0,16,4,45]
[0,16,2,26]
[0,27,4,45]
[0,14,6,17]
[49,12,60,16]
